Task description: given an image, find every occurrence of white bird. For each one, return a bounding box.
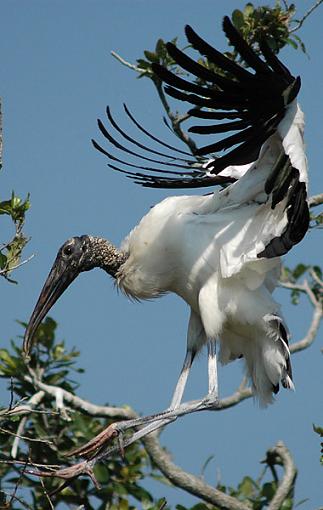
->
[23,17,309,458]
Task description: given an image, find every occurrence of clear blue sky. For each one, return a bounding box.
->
[1,1,322,507]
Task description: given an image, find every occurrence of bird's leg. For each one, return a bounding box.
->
[203,339,219,407]
[68,344,220,460]
[90,343,220,459]
[68,317,214,459]
[67,348,196,459]
[169,348,194,409]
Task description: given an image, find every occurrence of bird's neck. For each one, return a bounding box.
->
[88,236,128,278]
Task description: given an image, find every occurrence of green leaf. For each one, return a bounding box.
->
[313,424,323,436]
[144,50,159,63]
[0,252,7,269]
[292,263,309,280]
[200,454,215,477]
[261,481,277,499]
[286,37,298,49]
[312,266,322,279]
[244,3,255,17]
[238,475,257,497]
[155,38,166,57]
[281,498,293,510]
[232,9,245,30]
[292,34,307,55]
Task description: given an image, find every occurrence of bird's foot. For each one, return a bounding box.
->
[67,398,218,461]
[25,459,100,494]
[66,410,173,460]
[201,392,220,410]
[66,422,120,459]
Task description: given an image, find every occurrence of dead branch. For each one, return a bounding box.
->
[11,391,45,458]
[24,372,137,420]
[267,442,297,510]
[143,433,252,510]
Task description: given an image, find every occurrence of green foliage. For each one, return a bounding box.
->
[1,2,322,508]
[134,0,306,85]
[136,37,178,79]
[0,99,31,283]
[173,474,295,510]
[313,424,323,465]
[231,2,306,56]
[0,320,302,509]
[0,191,31,285]
[0,319,164,509]
[281,264,323,305]
[113,1,310,158]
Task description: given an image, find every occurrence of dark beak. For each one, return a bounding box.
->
[23,257,79,359]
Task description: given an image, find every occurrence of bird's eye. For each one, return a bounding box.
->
[63,246,73,256]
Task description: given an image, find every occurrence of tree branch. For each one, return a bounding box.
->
[267,442,297,510]
[308,193,323,208]
[0,253,34,277]
[110,50,198,154]
[280,277,322,354]
[150,77,198,154]
[24,372,137,420]
[290,0,323,33]
[144,432,252,510]
[11,391,45,459]
[110,50,146,74]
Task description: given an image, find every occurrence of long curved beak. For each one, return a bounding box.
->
[23,258,79,359]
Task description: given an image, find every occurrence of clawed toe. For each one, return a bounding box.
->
[25,459,100,490]
[66,422,120,458]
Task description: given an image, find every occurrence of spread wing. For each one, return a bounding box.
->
[94,16,309,257]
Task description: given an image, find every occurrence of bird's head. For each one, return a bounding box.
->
[23,235,125,359]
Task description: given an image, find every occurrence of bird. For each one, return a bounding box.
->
[23,16,309,457]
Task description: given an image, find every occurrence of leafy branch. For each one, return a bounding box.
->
[109,1,323,156]
[0,262,321,508]
[0,100,32,283]
[1,311,312,509]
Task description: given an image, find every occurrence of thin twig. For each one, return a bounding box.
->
[38,476,55,510]
[9,376,15,410]
[0,427,53,444]
[280,276,322,354]
[3,492,34,510]
[111,50,146,74]
[290,0,323,32]
[152,78,197,154]
[8,457,29,509]
[110,50,197,154]
[0,459,61,469]
[0,253,34,276]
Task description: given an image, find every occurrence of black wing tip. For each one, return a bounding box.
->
[222,16,232,28]
[184,24,195,39]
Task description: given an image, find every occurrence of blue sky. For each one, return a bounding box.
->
[1,1,322,507]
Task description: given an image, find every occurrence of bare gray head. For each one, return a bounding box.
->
[23,235,127,358]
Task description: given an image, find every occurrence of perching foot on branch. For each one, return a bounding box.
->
[66,396,220,461]
[26,459,100,490]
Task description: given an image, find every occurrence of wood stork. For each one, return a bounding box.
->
[23,17,309,458]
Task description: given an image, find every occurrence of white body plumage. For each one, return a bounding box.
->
[118,101,305,405]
